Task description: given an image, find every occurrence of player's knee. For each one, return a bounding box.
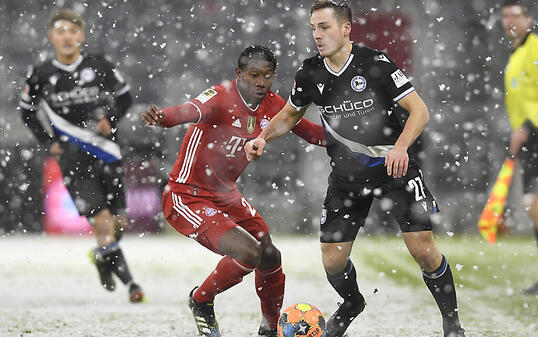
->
[522,193,537,211]
[260,243,281,267]
[321,247,348,274]
[241,241,263,267]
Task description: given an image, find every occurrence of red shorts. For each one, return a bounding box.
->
[162,185,269,255]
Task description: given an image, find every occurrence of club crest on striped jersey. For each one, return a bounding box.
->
[260,118,270,130]
[247,116,256,133]
[351,75,367,92]
[80,68,95,83]
[204,207,217,217]
[195,88,218,104]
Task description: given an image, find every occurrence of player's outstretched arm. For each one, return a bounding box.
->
[385,91,429,178]
[291,117,325,146]
[245,102,307,161]
[141,103,200,128]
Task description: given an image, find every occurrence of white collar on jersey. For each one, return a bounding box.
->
[235,80,260,112]
[52,55,83,72]
[323,53,354,77]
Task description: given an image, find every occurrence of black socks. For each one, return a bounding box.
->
[326,259,365,309]
[99,242,134,285]
[422,255,461,331]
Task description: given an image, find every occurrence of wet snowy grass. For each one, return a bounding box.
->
[1,233,536,336]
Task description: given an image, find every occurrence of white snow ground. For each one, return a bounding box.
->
[0,234,535,337]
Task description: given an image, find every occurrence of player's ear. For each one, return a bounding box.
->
[235,67,242,79]
[343,21,351,37]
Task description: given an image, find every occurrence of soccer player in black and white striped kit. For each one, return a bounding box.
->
[18,9,144,303]
[246,1,465,336]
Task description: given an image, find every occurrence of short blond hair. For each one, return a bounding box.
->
[49,9,85,29]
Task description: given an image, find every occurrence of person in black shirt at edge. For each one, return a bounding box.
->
[18,9,144,303]
[245,1,465,336]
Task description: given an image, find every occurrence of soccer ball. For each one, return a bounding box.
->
[278,303,326,337]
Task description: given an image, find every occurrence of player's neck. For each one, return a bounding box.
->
[236,84,260,110]
[325,41,353,72]
[55,51,81,65]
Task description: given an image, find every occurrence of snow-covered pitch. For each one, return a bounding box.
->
[1,234,536,336]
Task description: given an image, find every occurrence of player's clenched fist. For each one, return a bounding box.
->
[244,137,266,162]
[142,105,164,126]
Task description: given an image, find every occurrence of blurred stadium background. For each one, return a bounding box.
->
[1,0,537,237]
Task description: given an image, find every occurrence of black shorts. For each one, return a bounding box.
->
[58,142,126,218]
[320,163,437,243]
[520,127,538,194]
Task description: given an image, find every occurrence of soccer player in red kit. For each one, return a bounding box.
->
[142,45,324,337]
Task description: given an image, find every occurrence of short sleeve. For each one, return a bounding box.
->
[377,52,415,102]
[288,63,313,110]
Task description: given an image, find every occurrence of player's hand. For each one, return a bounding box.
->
[142,105,164,126]
[509,127,528,157]
[49,142,63,155]
[97,117,112,136]
[244,137,266,162]
[385,146,408,178]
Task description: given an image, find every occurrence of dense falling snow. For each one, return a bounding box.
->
[0,0,537,336]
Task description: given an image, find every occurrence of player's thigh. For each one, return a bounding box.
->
[320,186,372,243]
[383,167,437,233]
[162,190,239,255]
[227,195,269,241]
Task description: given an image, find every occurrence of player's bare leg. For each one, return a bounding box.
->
[256,234,285,337]
[189,226,261,337]
[322,241,365,337]
[404,231,465,337]
[113,214,127,242]
[522,194,538,295]
[90,209,144,303]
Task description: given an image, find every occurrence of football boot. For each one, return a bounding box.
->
[325,299,365,337]
[188,287,221,337]
[129,282,145,303]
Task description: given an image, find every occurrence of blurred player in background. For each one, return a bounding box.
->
[142,45,324,337]
[500,0,538,295]
[245,1,465,336]
[18,9,144,303]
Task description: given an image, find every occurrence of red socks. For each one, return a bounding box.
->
[255,265,286,330]
[194,256,255,303]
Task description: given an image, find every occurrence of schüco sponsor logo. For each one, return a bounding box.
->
[318,99,374,114]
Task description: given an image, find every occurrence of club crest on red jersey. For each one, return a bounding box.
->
[260,118,269,130]
[247,116,256,133]
[204,207,217,217]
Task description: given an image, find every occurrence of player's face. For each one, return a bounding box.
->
[236,59,275,105]
[310,8,350,57]
[501,5,532,39]
[49,20,85,59]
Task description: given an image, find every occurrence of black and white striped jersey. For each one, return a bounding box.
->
[289,44,415,174]
[18,53,130,163]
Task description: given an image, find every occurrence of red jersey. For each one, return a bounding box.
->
[167,80,323,196]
